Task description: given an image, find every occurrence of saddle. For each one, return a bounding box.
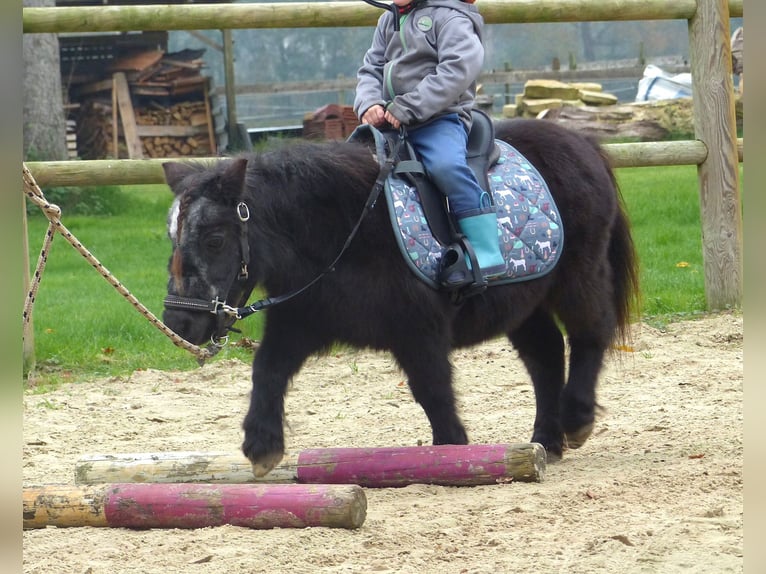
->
[347,110,563,299]
[389,109,500,247]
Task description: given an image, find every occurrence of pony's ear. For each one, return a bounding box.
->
[214,157,249,203]
[162,162,196,195]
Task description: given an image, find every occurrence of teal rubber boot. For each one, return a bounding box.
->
[457,208,506,278]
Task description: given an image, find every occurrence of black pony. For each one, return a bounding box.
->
[161,118,639,477]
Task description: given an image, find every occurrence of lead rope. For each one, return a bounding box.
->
[22,163,219,365]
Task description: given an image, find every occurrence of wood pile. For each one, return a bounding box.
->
[69,48,216,159]
[116,48,209,98]
[138,101,213,157]
[65,119,77,160]
[303,104,359,140]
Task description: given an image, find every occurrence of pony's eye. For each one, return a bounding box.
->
[205,234,225,250]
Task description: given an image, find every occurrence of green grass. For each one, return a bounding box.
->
[617,165,707,319]
[618,163,744,325]
[24,164,741,388]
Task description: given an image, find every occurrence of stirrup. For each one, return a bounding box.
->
[438,238,487,294]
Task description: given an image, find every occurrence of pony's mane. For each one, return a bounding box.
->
[242,140,381,230]
[246,140,379,195]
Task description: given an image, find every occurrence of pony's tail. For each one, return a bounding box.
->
[601,149,641,346]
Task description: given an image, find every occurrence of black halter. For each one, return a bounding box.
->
[163,200,253,346]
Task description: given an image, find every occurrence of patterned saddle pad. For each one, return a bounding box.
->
[384,139,564,289]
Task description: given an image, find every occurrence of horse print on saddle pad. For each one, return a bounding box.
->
[385,139,563,289]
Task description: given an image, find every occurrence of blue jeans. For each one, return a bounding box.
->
[406,114,485,215]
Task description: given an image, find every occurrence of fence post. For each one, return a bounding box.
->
[688,0,743,310]
[222,28,242,151]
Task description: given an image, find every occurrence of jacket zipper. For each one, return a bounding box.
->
[385,14,410,101]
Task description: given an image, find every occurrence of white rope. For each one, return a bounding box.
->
[22,163,218,364]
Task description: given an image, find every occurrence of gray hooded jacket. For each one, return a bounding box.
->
[354,0,484,130]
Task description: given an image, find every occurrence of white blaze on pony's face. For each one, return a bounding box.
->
[167,196,181,245]
[166,195,186,295]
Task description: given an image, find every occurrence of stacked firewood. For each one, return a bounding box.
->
[138,101,213,157]
[75,99,214,159]
[76,101,118,160]
[70,49,216,159]
[110,48,210,98]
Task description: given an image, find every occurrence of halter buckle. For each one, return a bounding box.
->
[236,202,250,222]
[210,334,229,348]
[211,296,242,319]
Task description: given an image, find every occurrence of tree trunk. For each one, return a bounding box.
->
[23,0,66,161]
[540,98,696,142]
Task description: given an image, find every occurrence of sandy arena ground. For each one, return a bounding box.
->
[23,312,742,573]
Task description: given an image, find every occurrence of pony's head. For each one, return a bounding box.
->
[161,157,256,346]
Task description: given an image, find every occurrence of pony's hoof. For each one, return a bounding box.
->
[249,452,284,478]
[565,422,594,450]
[545,448,563,463]
[531,428,564,461]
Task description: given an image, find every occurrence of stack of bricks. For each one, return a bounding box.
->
[303,104,360,140]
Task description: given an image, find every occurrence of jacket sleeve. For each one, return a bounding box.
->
[354,16,390,120]
[389,14,483,125]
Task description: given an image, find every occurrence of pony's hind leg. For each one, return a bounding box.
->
[391,337,469,445]
[558,311,615,451]
[508,309,567,460]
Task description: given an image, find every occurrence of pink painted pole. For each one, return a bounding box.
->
[23,483,367,530]
[74,443,546,487]
[296,443,546,487]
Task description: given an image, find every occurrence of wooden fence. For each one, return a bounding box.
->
[23,0,743,310]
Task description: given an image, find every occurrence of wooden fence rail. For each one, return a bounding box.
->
[23,139,744,188]
[23,0,743,33]
[22,0,744,311]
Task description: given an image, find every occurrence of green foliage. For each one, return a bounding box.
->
[26,185,130,217]
[25,147,130,217]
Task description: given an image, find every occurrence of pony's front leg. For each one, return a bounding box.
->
[241,330,316,477]
[241,358,288,477]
